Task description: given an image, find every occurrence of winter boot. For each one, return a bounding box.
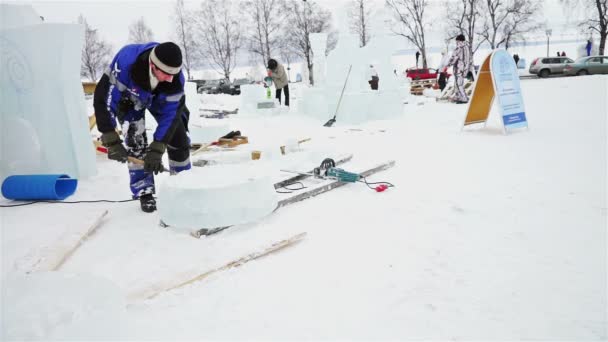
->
[140,194,157,213]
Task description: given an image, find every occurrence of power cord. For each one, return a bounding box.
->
[0,199,138,208]
[358,177,395,192]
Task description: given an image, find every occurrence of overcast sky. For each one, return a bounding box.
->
[19,0,585,54]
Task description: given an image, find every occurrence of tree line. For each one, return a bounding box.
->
[81,0,607,83]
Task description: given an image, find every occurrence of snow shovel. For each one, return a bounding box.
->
[324,64,352,127]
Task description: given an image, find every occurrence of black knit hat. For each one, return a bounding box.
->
[456,34,465,42]
[267,58,278,70]
[150,42,182,75]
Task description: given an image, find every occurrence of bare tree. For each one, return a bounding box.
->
[173,0,196,79]
[128,17,154,44]
[242,0,287,68]
[349,0,372,47]
[194,0,242,80]
[500,0,542,49]
[478,0,542,49]
[446,0,483,57]
[78,15,112,82]
[284,0,333,85]
[386,0,431,68]
[560,0,607,54]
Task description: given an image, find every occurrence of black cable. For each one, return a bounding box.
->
[358,176,395,190]
[275,182,307,194]
[0,198,138,208]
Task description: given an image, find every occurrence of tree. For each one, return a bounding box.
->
[173,0,196,80]
[284,0,333,85]
[500,0,542,49]
[446,0,483,58]
[561,0,607,54]
[128,17,154,44]
[242,0,287,68]
[478,0,541,50]
[349,0,372,47]
[78,15,112,82]
[386,0,431,68]
[194,0,242,80]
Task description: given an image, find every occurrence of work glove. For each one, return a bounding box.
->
[116,93,134,121]
[144,141,166,175]
[101,131,128,163]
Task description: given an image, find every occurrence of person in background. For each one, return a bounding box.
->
[561,51,566,57]
[267,58,289,106]
[415,51,421,67]
[94,42,191,213]
[586,39,592,56]
[513,54,520,67]
[368,64,379,90]
[447,34,472,104]
[437,51,450,91]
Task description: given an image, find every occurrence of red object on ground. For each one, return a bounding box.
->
[375,184,388,192]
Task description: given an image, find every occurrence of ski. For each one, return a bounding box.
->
[190,159,395,238]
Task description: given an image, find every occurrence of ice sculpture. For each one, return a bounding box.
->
[238,84,281,116]
[0,4,96,184]
[298,30,404,125]
[158,163,278,229]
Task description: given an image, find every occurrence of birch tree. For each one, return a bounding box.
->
[560,0,607,54]
[446,0,483,58]
[173,0,196,79]
[195,0,242,80]
[128,17,154,44]
[478,0,541,49]
[284,0,333,85]
[242,0,287,68]
[78,15,112,82]
[386,0,431,68]
[349,0,372,47]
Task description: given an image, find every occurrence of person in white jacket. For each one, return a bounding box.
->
[447,34,472,103]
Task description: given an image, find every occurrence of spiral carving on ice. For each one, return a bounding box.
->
[0,37,34,92]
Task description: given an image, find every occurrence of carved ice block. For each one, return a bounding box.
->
[158,163,278,229]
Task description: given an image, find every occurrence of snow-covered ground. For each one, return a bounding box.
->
[2,74,607,340]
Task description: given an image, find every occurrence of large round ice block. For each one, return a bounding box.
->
[157,164,278,229]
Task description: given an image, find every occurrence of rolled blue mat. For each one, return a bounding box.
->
[1,174,78,201]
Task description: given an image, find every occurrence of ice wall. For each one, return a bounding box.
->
[298,32,404,125]
[0,4,96,184]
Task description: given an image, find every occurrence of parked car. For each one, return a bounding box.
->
[197,79,224,94]
[529,56,574,77]
[406,67,438,80]
[563,56,608,76]
[231,78,252,95]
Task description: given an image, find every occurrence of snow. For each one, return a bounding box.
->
[2,63,607,339]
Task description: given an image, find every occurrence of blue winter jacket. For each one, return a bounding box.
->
[94,42,186,143]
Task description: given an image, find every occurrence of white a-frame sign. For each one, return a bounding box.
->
[463,49,528,134]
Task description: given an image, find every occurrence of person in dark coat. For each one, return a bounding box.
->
[94,42,190,213]
[586,40,592,56]
[513,54,520,67]
[415,51,420,67]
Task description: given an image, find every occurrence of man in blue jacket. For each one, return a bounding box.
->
[94,42,191,213]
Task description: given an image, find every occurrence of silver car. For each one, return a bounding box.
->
[529,56,574,78]
[563,56,608,76]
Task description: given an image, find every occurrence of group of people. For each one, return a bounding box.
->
[95,41,290,213]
